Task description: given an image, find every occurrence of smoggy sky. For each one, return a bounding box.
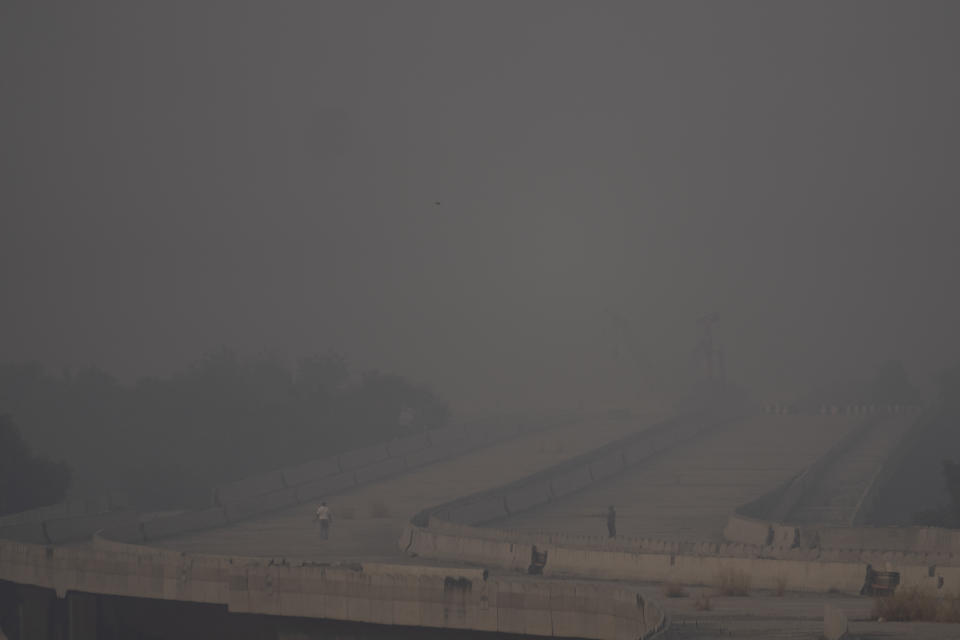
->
[2,1,959,409]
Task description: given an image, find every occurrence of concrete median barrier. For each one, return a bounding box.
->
[403,441,470,468]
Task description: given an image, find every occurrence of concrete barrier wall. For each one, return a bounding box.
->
[0,536,665,640]
[403,519,960,596]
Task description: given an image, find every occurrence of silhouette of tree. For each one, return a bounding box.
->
[0,351,450,510]
[0,414,71,516]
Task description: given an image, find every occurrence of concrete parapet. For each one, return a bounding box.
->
[0,537,665,639]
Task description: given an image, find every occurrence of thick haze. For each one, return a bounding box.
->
[2,1,959,409]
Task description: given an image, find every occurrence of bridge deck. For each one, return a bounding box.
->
[155,412,663,561]
[786,413,916,526]
[495,415,861,541]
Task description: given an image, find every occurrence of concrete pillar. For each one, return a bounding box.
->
[18,587,54,640]
[66,594,97,640]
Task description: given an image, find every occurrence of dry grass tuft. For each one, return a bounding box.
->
[873,587,960,623]
[715,567,751,596]
[661,582,689,598]
[693,593,712,611]
[369,498,389,518]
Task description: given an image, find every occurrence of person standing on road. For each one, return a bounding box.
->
[315,501,332,540]
[606,505,617,538]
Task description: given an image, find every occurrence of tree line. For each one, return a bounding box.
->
[0,350,449,514]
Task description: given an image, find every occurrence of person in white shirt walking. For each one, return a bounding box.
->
[314,501,332,540]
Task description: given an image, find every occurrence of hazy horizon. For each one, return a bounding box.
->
[3,1,959,410]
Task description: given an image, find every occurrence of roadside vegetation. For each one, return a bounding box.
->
[0,350,449,510]
[873,587,960,623]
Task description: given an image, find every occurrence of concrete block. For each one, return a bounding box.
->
[44,511,140,544]
[354,456,407,485]
[505,480,552,515]
[281,456,341,487]
[447,495,508,525]
[295,472,357,503]
[224,487,299,523]
[589,450,624,481]
[215,470,285,506]
[386,433,430,457]
[0,522,49,544]
[550,465,594,498]
[338,443,390,471]
[142,507,228,541]
[823,604,849,639]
